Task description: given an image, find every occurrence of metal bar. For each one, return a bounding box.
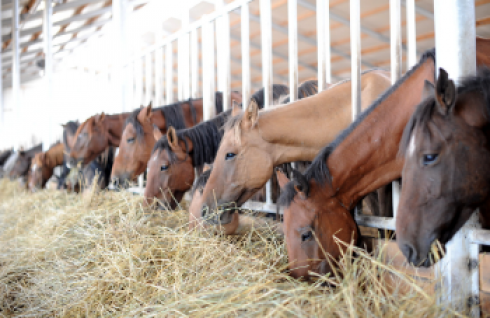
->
[260,0,273,205]
[350,0,361,121]
[12,0,20,151]
[165,43,174,104]
[433,1,477,315]
[354,215,396,231]
[405,0,417,69]
[113,0,128,112]
[216,0,231,111]
[135,57,143,106]
[288,0,298,102]
[390,0,402,220]
[317,0,331,90]
[179,6,190,100]
[145,53,152,105]
[0,0,3,128]
[240,2,250,109]
[43,0,53,150]
[155,47,163,106]
[401,0,434,20]
[190,28,199,99]
[202,20,215,120]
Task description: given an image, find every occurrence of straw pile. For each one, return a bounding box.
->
[0,179,463,317]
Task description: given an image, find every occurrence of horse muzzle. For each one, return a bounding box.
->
[201,203,238,225]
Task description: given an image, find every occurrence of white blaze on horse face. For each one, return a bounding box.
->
[31,164,37,172]
[408,134,417,158]
[153,154,158,161]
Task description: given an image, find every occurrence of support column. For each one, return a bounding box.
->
[288,0,298,102]
[240,2,251,108]
[112,0,128,111]
[405,0,417,69]
[216,0,231,111]
[433,1,479,315]
[350,0,361,121]
[12,0,20,150]
[202,20,216,120]
[43,0,53,150]
[317,0,331,90]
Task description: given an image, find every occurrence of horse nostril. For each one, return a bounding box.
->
[401,242,417,264]
[201,206,208,218]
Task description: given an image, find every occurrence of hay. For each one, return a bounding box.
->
[0,179,463,317]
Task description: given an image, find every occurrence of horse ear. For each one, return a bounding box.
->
[231,100,242,117]
[275,168,290,190]
[137,105,152,122]
[95,113,106,125]
[421,80,435,102]
[292,169,309,200]
[152,124,163,141]
[435,68,457,114]
[40,153,46,163]
[241,99,259,130]
[167,126,179,150]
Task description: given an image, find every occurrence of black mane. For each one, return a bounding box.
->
[191,168,212,196]
[251,84,290,107]
[281,80,319,104]
[152,109,232,168]
[63,121,80,152]
[399,66,490,157]
[279,48,437,207]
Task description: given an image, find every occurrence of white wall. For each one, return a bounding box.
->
[0,68,121,150]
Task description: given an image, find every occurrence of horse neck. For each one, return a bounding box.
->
[327,59,435,208]
[105,113,130,146]
[256,71,391,165]
[47,144,65,169]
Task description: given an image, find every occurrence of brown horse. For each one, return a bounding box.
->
[111,92,243,186]
[277,39,490,279]
[28,142,65,191]
[144,85,288,210]
[199,70,392,226]
[68,112,131,168]
[9,143,43,179]
[396,68,490,266]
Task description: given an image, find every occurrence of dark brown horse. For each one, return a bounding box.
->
[396,68,490,266]
[28,142,65,191]
[277,38,490,279]
[111,92,243,186]
[9,143,43,179]
[143,85,288,210]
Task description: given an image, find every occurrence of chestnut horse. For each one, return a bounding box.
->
[111,92,243,186]
[199,70,392,227]
[28,142,65,191]
[144,84,288,210]
[9,143,43,179]
[396,68,490,266]
[277,39,490,279]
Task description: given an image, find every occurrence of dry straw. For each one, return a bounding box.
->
[0,179,464,317]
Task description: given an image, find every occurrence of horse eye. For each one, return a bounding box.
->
[161,164,169,172]
[225,153,236,160]
[422,154,438,166]
[127,138,135,144]
[301,231,313,242]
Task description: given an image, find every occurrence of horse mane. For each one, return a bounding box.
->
[63,121,80,152]
[399,66,490,157]
[250,84,290,107]
[281,79,319,104]
[0,150,13,166]
[152,109,233,168]
[191,168,212,196]
[279,48,437,207]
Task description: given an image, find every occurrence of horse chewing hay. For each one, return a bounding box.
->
[0,179,457,317]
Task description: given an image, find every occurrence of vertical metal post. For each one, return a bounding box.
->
[43,0,53,150]
[0,0,4,131]
[433,1,478,315]
[241,3,251,109]
[317,0,331,90]
[12,0,20,150]
[178,7,190,101]
[145,53,152,105]
[350,0,361,121]
[260,0,273,205]
[165,43,174,104]
[390,0,402,219]
[190,28,199,99]
[155,47,163,106]
[135,58,143,106]
[112,0,128,112]
[405,0,417,69]
[202,20,216,120]
[288,0,298,102]
[216,0,231,111]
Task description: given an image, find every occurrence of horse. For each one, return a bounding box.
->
[1,152,19,179]
[28,142,65,191]
[396,67,490,266]
[276,38,490,279]
[68,112,132,168]
[9,143,43,180]
[111,91,243,187]
[199,70,392,227]
[144,85,288,210]
[0,149,13,177]
[62,120,115,191]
